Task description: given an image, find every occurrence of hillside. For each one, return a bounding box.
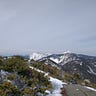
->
[0,53,96,96]
[0,56,52,96]
[29,52,96,84]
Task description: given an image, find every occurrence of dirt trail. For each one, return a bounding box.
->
[63,84,96,96]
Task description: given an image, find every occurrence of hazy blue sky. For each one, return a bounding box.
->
[0,0,96,55]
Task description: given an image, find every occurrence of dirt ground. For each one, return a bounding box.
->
[63,84,96,96]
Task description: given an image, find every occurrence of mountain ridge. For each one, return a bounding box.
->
[29,52,96,83]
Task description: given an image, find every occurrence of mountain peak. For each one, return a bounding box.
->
[30,52,48,61]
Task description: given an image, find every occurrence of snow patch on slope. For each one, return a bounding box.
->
[30,52,48,61]
[85,86,96,92]
[49,51,74,64]
[87,66,96,75]
[48,77,67,96]
[50,55,65,64]
[29,66,67,96]
[49,54,72,64]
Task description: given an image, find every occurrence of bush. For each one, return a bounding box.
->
[3,56,29,74]
[0,81,21,96]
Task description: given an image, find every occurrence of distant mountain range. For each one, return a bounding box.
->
[29,52,96,83]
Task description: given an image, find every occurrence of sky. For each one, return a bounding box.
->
[0,0,96,55]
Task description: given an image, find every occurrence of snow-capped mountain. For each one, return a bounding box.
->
[29,51,73,63]
[49,52,77,65]
[36,52,79,65]
[29,52,96,83]
[29,52,49,61]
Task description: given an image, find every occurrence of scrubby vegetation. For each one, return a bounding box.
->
[0,56,52,96]
[63,72,96,89]
[0,55,96,95]
[30,60,96,89]
[0,81,21,96]
[30,61,62,79]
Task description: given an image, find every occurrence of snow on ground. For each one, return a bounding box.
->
[87,66,96,75]
[50,55,65,64]
[29,66,47,74]
[85,86,96,92]
[29,65,96,96]
[29,66,67,96]
[47,77,67,96]
[29,52,48,61]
